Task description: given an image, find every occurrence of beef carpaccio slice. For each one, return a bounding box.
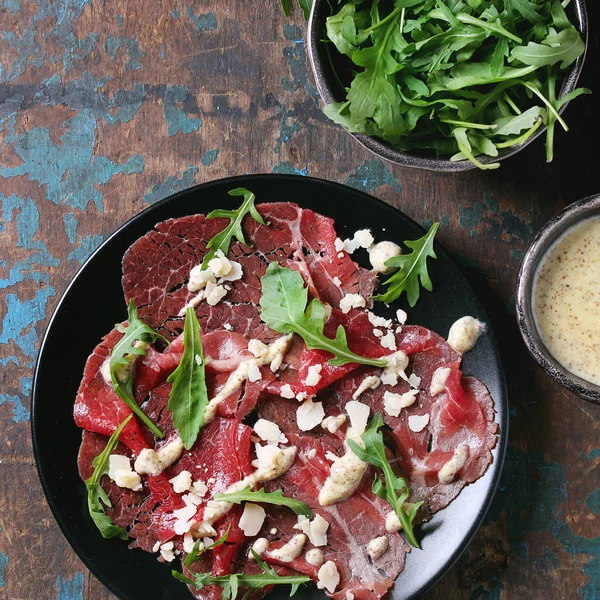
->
[74,202,499,600]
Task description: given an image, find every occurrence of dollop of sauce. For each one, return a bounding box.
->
[533,217,600,386]
[369,241,402,273]
[447,316,485,354]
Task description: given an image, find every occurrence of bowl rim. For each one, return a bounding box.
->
[516,192,600,405]
[307,0,589,172]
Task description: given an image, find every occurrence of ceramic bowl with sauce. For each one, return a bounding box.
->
[517,193,600,404]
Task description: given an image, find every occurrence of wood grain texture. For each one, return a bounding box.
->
[0,1,598,599]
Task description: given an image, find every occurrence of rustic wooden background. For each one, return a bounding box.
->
[0,1,598,599]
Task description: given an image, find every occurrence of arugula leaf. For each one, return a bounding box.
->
[167,308,209,450]
[214,486,313,518]
[202,188,267,269]
[174,549,310,599]
[110,300,167,438]
[85,415,133,540]
[492,106,545,136]
[260,262,386,367]
[511,27,585,69]
[347,414,423,548]
[373,222,440,306]
[184,525,231,568]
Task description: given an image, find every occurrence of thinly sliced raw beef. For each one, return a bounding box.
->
[121,203,376,339]
[263,434,409,600]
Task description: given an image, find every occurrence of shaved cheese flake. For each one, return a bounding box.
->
[345,401,370,435]
[317,561,340,593]
[408,414,430,432]
[247,362,262,383]
[396,309,407,324]
[169,470,193,494]
[380,330,397,351]
[297,398,325,431]
[339,293,366,314]
[254,419,282,443]
[280,383,295,399]
[321,414,347,434]
[239,503,266,537]
[305,364,323,387]
[108,455,130,481]
[248,339,269,359]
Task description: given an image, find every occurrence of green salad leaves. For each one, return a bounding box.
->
[260,262,386,367]
[85,415,133,540]
[167,308,209,450]
[347,414,423,548]
[202,188,267,270]
[174,550,310,600]
[324,0,590,167]
[280,0,312,20]
[374,222,439,306]
[110,300,167,438]
[214,486,313,518]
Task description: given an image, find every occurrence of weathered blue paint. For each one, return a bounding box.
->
[67,235,104,264]
[534,547,560,571]
[281,25,319,98]
[0,549,7,587]
[469,579,504,600]
[201,149,220,167]
[585,490,600,515]
[272,162,308,176]
[163,85,202,136]
[1,112,144,211]
[511,249,525,260]
[104,34,145,71]
[62,213,79,244]
[0,288,56,358]
[2,0,20,13]
[275,104,301,153]
[423,215,450,229]
[56,573,84,600]
[115,14,123,26]
[0,392,29,423]
[186,8,218,32]
[0,29,40,83]
[171,9,180,18]
[345,159,402,194]
[143,166,199,205]
[0,356,18,367]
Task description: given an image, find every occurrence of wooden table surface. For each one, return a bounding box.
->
[0,1,598,599]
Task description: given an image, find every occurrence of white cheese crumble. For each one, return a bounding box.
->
[100,358,112,385]
[346,592,355,600]
[192,480,208,496]
[367,311,393,329]
[447,316,486,354]
[296,391,307,402]
[373,328,383,338]
[281,383,295,399]
[294,514,329,547]
[223,322,233,331]
[438,445,469,484]
[248,339,269,359]
[160,541,176,562]
[305,548,324,567]
[381,351,409,386]
[368,241,402,273]
[239,503,266,537]
[188,265,216,292]
[152,540,161,553]
[317,561,340,593]
[169,470,193,494]
[367,536,389,560]
[379,330,397,351]
[247,362,262,383]
[334,238,345,252]
[342,229,375,254]
[305,364,323,387]
[254,419,282,443]
[430,367,452,396]
[333,276,342,286]
[345,401,370,436]
[267,534,306,562]
[383,389,418,417]
[207,251,233,278]
[321,414,347,434]
[352,375,381,400]
[406,373,421,389]
[108,455,130,481]
[408,414,430,432]
[396,309,407,324]
[173,503,197,535]
[195,353,203,366]
[249,537,269,559]
[135,437,185,476]
[306,448,317,460]
[183,533,198,554]
[339,293,366,314]
[325,451,339,462]
[270,527,277,535]
[297,398,325,431]
[205,282,228,306]
[114,470,142,492]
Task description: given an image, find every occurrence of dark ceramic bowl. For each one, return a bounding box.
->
[307,0,588,172]
[516,193,600,404]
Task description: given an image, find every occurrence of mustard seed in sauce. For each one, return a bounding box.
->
[533,216,600,386]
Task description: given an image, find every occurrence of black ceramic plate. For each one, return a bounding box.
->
[32,174,507,600]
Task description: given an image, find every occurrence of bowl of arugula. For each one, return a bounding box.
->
[307,0,589,171]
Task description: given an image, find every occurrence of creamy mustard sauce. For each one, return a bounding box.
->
[533,217,600,385]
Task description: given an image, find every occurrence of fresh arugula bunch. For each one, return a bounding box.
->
[214,486,313,518]
[347,414,423,548]
[374,222,439,305]
[324,0,590,168]
[202,188,267,269]
[167,307,209,450]
[280,0,313,20]
[85,415,133,540]
[260,262,386,367]
[110,300,167,438]
[174,549,310,600]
